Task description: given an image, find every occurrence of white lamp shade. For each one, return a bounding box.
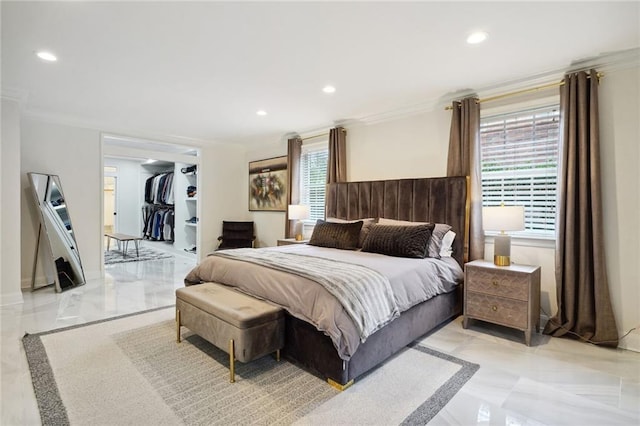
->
[288,204,310,220]
[482,205,525,232]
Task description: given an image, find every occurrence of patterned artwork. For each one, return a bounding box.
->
[248,156,288,211]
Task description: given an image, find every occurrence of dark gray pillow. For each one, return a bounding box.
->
[361,224,435,258]
[377,218,451,259]
[326,217,377,248]
[309,220,363,250]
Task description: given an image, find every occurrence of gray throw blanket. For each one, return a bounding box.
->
[211,248,400,342]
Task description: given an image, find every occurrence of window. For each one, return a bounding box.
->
[480,104,560,238]
[300,141,328,223]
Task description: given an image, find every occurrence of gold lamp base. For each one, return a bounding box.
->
[493,234,512,266]
[295,234,303,241]
[494,255,511,266]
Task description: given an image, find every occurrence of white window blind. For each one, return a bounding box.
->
[480,104,560,237]
[300,142,328,222]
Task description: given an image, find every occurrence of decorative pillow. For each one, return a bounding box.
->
[439,230,456,257]
[308,220,363,250]
[361,224,435,258]
[326,217,377,248]
[377,218,452,259]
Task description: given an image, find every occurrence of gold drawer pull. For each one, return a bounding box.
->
[492,280,498,287]
[491,305,498,312]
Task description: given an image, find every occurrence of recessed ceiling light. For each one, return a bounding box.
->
[466,31,488,44]
[36,51,58,62]
[322,85,336,94]
[256,110,267,116]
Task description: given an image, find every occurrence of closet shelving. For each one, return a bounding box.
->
[177,163,198,254]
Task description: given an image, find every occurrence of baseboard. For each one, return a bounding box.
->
[22,276,49,290]
[540,313,639,353]
[0,291,24,306]
[21,277,32,290]
[85,269,103,281]
[22,269,103,289]
[539,313,549,331]
[619,330,640,353]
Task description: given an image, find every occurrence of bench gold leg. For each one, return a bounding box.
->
[176,309,181,343]
[229,339,235,383]
[276,349,280,362]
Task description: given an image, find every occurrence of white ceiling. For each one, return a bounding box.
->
[2,1,639,146]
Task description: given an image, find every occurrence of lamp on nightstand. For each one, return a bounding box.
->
[288,204,310,241]
[482,205,525,266]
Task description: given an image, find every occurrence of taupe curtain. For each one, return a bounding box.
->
[327,127,347,184]
[543,69,618,347]
[285,137,302,238]
[447,97,484,261]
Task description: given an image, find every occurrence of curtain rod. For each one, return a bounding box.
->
[300,128,346,141]
[445,72,604,110]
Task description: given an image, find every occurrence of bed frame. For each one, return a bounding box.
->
[282,176,470,389]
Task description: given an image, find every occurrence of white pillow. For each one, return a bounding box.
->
[377,218,421,227]
[439,230,456,257]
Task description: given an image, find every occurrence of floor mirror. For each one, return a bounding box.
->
[28,172,86,292]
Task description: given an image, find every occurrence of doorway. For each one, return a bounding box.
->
[104,171,117,237]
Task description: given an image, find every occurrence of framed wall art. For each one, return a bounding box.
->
[248,156,288,211]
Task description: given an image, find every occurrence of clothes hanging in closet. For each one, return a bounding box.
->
[144,172,174,205]
[142,205,175,241]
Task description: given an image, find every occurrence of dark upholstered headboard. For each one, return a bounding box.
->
[326,176,469,266]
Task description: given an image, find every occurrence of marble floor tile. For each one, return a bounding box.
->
[503,377,638,425]
[429,389,547,426]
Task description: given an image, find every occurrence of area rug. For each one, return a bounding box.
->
[23,307,479,426]
[104,246,173,265]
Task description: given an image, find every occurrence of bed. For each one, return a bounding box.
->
[185,176,469,389]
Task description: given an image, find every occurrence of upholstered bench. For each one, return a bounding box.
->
[175,282,284,383]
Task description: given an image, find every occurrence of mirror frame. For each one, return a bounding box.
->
[28,172,86,292]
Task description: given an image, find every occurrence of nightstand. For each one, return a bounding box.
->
[463,260,541,346]
[277,238,309,246]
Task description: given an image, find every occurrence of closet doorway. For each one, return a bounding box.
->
[101,134,201,264]
[103,170,117,236]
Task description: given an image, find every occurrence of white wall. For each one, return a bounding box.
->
[598,66,640,351]
[104,157,145,236]
[20,118,103,286]
[198,143,248,257]
[347,109,452,181]
[1,98,23,305]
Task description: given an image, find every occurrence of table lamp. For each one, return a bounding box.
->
[288,204,310,241]
[482,205,525,266]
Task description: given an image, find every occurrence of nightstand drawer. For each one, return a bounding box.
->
[466,267,529,301]
[466,291,528,329]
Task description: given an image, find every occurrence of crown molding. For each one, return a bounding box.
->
[476,47,640,101]
[20,108,239,149]
[342,47,639,127]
